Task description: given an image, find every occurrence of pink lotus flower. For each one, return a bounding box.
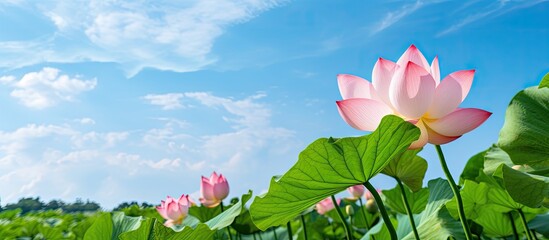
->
[316,197,341,215]
[156,194,191,227]
[336,45,491,148]
[200,171,230,208]
[347,185,365,200]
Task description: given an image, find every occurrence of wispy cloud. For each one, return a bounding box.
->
[437,0,548,37]
[0,91,297,207]
[0,68,96,109]
[371,0,425,35]
[0,0,286,76]
[143,93,185,110]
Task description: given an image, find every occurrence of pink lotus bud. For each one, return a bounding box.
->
[199,171,230,208]
[316,197,341,215]
[364,189,381,200]
[347,185,365,200]
[336,45,491,149]
[156,194,191,227]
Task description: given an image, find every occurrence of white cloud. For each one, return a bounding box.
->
[437,0,547,37]
[371,0,424,35]
[0,0,286,76]
[76,117,96,125]
[1,68,97,109]
[143,158,181,170]
[71,131,129,148]
[144,93,185,110]
[0,92,298,208]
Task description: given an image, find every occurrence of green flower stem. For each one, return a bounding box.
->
[331,195,353,240]
[358,198,376,240]
[396,178,420,240]
[300,214,309,240]
[253,233,257,240]
[364,181,398,240]
[287,221,293,240]
[220,202,234,240]
[508,212,519,240]
[435,145,472,240]
[518,209,533,240]
[272,227,278,240]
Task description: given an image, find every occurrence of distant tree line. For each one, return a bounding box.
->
[112,201,154,211]
[0,197,155,214]
[0,197,101,214]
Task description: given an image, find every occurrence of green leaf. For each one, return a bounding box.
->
[484,145,514,177]
[382,186,429,214]
[529,214,549,238]
[460,149,488,184]
[249,115,420,230]
[382,148,428,191]
[540,72,549,89]
[118,218,155,240]
[120,191,253,240]
[231,210,261,234]
[360,218,399,240]
[445,180,489,219]
[473,209,524,238]
[206,190,253,229]
[188,205,221,223]
[111,212,142,238]
[500,164,549,208]
[401,178,465,240]
[498,86,549,168]
[83,213,113,240]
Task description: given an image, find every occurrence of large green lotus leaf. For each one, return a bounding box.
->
[119,218,215,240]
[499,164,549,208]
[460,149,488,184]
[498,86,549,168]
[475,170,546,215]
[231,210,261,234]
[540,72,549,89]
[360,218,399,240]
[400,178,464,240]
[206,190,252,229]
[83,212,142,240]
[111,212,143,238]
[83,213,112,240]
[473,208,525,238]
[249,115,419,230]
[382,148,427,191]
[446,180,489,219]
[382,186,429,214]
[529,214,549,238]
[484,145,514,177]
[188,205,221,223]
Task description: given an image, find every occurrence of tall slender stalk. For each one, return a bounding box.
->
[435,145,472,240]
[300,214,309,240]
[331,195,352,240]
[396,178,420,240]
[286,221,293,240]
[508,212,519,240]
[219,202,234,240]
[364,182,397,240]
[358,198,376,240]
[518,209,533,240]
[272,227,278,240]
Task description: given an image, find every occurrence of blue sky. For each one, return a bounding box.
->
[0,0,548,209]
